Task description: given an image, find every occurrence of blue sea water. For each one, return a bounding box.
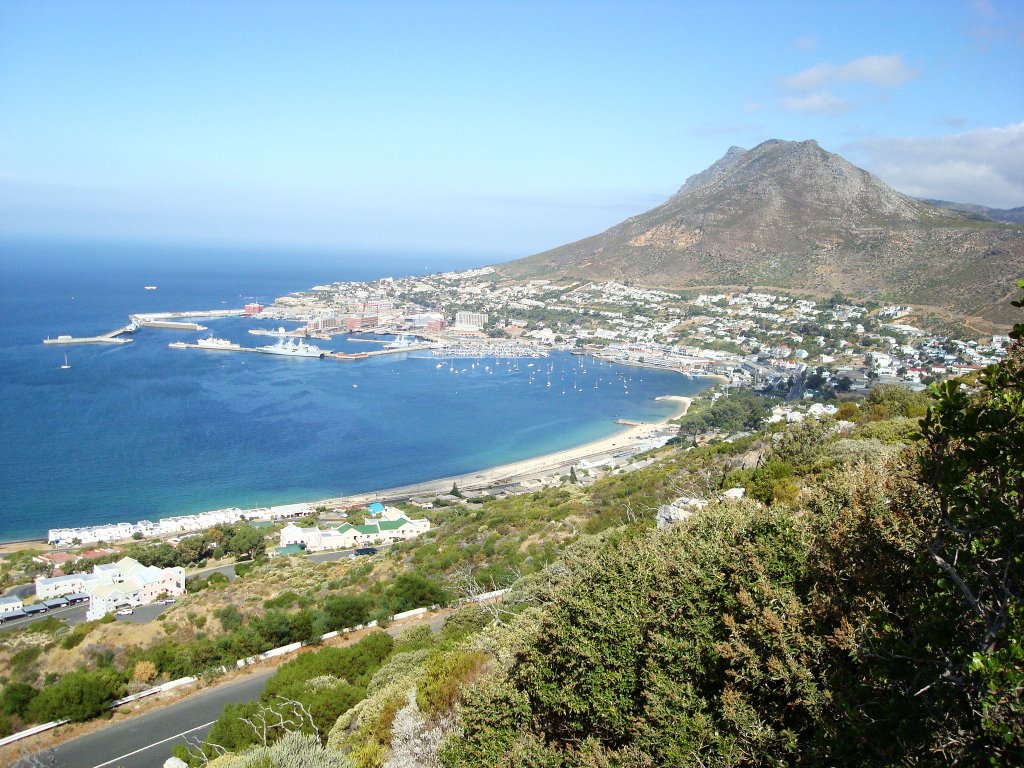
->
[0,238,712,541]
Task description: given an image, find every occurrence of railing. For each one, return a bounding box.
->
[0,588,509,749]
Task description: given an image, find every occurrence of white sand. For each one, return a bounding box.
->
[321,395,692,506]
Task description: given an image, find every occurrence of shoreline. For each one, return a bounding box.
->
[0,390,699,552]
[318,394,693,507]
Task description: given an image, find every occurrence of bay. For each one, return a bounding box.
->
[0,238,711,541]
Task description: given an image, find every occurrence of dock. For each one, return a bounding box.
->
[138,320,208,331]
[44,308,244,347]
[43,322,138,346]
[43,335,133,346]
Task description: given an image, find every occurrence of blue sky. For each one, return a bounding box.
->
[1,0,1022,257]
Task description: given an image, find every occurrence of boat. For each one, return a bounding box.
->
[197,336,242,351]
[60,355,70,370]
[123,321,139,334]
[384,333,417,350]
[256,338,329,358]
[168,341,188,349]
[144,285,157,290]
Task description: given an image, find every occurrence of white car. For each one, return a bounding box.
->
[116,608,134,616]
[157,598,176,605]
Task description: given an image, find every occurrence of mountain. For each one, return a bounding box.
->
[923,198,1024,225]
[500,140,1024,327]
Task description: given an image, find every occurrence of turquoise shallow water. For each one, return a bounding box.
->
[0,238,712,541]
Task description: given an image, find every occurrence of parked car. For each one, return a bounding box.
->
[116,608,134,616]
[157,598,176,605]
[354,547,378,556]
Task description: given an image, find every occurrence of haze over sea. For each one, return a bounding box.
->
[0,238,712,542]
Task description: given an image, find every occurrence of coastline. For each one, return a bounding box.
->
[318,394,693,507]
[0,395,693,552]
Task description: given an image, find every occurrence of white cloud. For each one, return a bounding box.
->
[780,91,852,115]
[845,122,1024,208]
[786,54,918,90]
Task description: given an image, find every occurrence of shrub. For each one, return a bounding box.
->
[215,605,244,633]
[132,661,158,684]
[416,650,488,715]
[0,681,39,717]
[25,669,124,723]
[60,621,100,650]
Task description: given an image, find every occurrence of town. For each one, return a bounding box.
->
[254,268,1011,396]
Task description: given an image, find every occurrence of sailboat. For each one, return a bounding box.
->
[60,354,70,370]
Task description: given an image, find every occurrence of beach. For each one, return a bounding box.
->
[0,396,692,554]
[319,395,693,506]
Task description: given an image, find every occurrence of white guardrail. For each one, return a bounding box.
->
[0,588,510,749]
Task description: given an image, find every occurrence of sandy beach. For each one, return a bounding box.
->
[319,395,693,507]
[0,396,694,553]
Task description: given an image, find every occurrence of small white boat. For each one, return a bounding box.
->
[60,355,70,370]
[144,285,157,290]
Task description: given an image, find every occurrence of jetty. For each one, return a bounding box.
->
[43,309,245,347]
[43,323,137,346]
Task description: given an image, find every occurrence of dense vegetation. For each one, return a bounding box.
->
[5,289,1022,766]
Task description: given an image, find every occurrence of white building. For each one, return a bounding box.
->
[35,557,185,619]
[0,595,24,616]
[278,515,430,553]
[453,311,487,332]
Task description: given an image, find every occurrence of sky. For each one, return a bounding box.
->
[1,0,1022,258]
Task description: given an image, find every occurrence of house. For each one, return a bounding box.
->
[277,523,345,552]
[35,557,184,619]
[31,551,80,569]
[334,516,430,549]
[0,595,24,616]
[84,558,185,620]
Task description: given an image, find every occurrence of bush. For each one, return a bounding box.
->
[60,620,100,650]
[448,502,819,767]
[263,632,394,700]
[25,669,124,723]
[215,605,244,633]
[320,593,374,632]
[0,681,39,717]
[416,650,488,715]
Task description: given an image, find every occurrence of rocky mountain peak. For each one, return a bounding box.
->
[499,139,1022,328]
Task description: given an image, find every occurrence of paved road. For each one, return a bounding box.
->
[17,613,449,768]
[2,547,391,635]
[17,669,276,768]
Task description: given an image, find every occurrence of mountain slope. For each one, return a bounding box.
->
[500,140,1023,327]
[923,198,1024,225]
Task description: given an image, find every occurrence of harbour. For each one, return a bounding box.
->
[42,310,244,346]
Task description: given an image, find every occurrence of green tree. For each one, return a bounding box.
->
[226,525,266,560]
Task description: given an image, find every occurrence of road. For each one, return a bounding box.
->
[1,547,388,634]
[16,612,449,768]
[16,669,276,768]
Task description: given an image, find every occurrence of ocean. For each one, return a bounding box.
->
[0,238,712,542]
